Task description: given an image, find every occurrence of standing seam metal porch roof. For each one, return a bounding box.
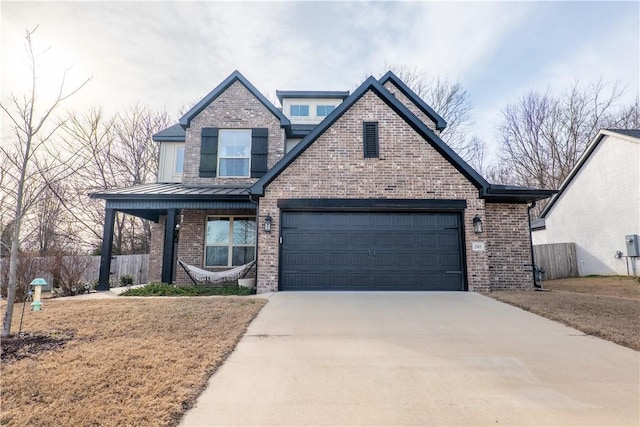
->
[90,183,251,199]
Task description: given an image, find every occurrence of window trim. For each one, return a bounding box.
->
[204,216,256,267]
[217,129,252,178]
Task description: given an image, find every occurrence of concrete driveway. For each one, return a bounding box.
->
[180,292,639,426]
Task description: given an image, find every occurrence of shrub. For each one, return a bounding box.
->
[119,282,252,297]
[119,275,134,287]
[46,253,92,297]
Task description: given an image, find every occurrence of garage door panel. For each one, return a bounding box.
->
[350,233,374,246]
[283,253,304,266]
[304,233,325,246]
[437,214,458,228]
[440,253,462,268]
[438,233,460,248]
[413,215,437,227]
[417,234,438,247]
[281,212,464,291]
[329,232,350,246]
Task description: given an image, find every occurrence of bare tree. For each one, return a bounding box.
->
[608,96,640,129]
[0,27,89,338]
[495,80,624,189]
[60,105,172,254]
[380,64,485,170]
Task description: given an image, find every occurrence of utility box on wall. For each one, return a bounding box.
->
[626,235,640,257]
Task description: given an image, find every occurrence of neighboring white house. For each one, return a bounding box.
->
[532,129,640,276]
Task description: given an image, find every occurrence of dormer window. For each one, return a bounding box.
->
[290,105,309,117]
[316,105,335,117]
[218,130,251,177]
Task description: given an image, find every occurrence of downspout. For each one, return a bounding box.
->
[527,201,537,287]
[250,194,259,290]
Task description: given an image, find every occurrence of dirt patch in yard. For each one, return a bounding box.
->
[488,276,640,351]
[1,297,266,427]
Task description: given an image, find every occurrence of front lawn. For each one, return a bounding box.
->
[1,297,266,426]
[488,276,640,351]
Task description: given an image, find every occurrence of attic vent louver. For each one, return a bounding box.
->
[363,122,379,158]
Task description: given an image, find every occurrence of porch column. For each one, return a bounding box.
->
[161,209,177,284]
[97,208,116,291]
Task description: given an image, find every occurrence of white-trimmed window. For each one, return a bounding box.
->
[205,217,256,266]
[218,130,251,177]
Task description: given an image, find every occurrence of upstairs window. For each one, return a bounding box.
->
[290,105,309,117]
[316,105,335,117]
[218,130,251,177]
[175,146,185,174]
[200,128,268,178]
[363,122,379,158]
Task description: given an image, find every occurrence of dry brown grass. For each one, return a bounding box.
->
[488,276,640,351]
[1,297,266,427]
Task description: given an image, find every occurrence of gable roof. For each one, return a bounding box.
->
[179,70,290,129]
[378,71,447,131]
[540,128,640,217]
[251,75,555,203]
[251,76,491,196]
[152,123,185,142]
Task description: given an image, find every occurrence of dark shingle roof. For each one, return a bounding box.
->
[605,129,640,139]
[153,124,185,142]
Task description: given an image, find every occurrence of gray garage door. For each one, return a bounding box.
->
[280,212,465,291]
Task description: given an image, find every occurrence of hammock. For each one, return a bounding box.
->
[177,259,255,286]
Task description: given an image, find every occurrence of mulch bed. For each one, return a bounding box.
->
[1,330,74,364]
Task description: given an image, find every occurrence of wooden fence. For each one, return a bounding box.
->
[0,254,149,290]
[533,243,578,280]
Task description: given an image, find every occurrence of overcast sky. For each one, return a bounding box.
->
[2,1,639,159]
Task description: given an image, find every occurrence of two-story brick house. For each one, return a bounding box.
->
[91,70,555,293]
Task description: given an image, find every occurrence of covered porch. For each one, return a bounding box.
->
[90,183,255,291]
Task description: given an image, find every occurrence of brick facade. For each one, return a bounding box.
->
[485,203,534,290]
[381,81,439,134]
[182,81,285,186]
[174,209,255,285]
[146,75,536,294]
[148,217,165,283]
[256,90,495,293]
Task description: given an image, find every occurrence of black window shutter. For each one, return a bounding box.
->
[251,128,269,178]
[200,127,218,177]
[363,122,379,158]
